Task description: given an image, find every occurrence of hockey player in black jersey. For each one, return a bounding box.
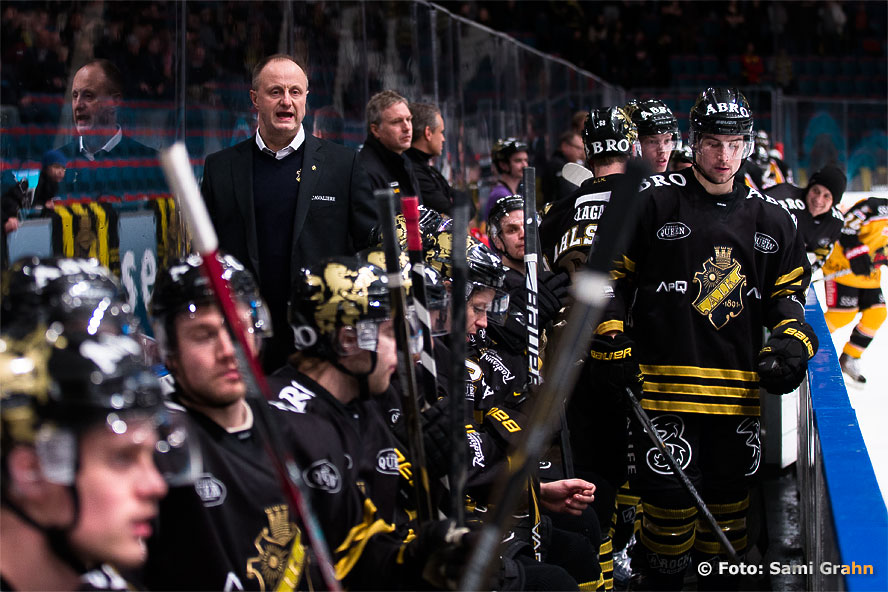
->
[600,88,817,590]
[765,164,847,270]
[539,106,642,590]
[486,194,571,357]
[1,327,189,591]
[625,99,681,174]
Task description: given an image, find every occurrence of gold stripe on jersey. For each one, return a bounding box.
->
[705,497,750,514]
[643,504,697,520]
[88,202,109,267]
[55,205,74,257]
[333,497,396,580]
[69,203,97,259]
[643,382,758,399]
[640,364,758,381]
[694,534,748,555]
[639,363,760,415]
[596,320,624,335]
[774,266,805,288]
[642,399,760,416]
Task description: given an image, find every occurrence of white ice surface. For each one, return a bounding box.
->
[813,191,888,507]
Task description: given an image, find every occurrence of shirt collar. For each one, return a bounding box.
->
[78,126,123,161]
[255,126,305,160]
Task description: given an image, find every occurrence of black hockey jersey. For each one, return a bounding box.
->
[539,174,622,272]
[267,365,401,525]
[601,168,811,417]
[765,182,844,267]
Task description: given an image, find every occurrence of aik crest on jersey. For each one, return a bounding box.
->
[692,246,747,330]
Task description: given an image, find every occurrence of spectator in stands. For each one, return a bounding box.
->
[34,150,67,210]
[542,131,585,204]
[741,42,764,85]
[200,53,377,372]
[1,171,26,268]
[56,59,161,199]
[358,90,421,199]
[405,102,455,215]
[487,137,528,218]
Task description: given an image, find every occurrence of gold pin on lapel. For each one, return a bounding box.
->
[311,165,317,170]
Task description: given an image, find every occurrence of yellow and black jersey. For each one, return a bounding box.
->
[600,167,811,417]
[765,182,844,268]
[822,197,888,289]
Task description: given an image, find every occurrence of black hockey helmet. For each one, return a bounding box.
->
[149,253,271,355]
[491,137,529,174]
[420,263,451,336]
[487,194,525,245]
[582,107,640,159]
[1,329,196,487]
[289,256,393,357]
[689,87,754,158]
[625,99,680,143]
[466,241,509,324]
[1,256,135,337]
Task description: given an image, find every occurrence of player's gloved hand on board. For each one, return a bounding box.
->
[536,270,571,326]
[756,320,819,394]
[391,397,452,479]
[588,332,643,409]
[845,245,874,276]
[405,519,480,590]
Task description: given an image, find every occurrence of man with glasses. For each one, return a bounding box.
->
[597,88,816,590]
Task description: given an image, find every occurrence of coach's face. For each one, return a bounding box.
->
[251,59,309,151]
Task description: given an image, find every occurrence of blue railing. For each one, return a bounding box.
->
[801,288,888,591]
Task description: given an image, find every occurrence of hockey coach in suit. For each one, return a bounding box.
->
[201,54,377,371]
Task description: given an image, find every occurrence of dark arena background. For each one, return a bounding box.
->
[2,2,886,590]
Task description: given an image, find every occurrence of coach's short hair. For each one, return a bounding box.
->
[366,90,408,132]
[409,102,441,140]
[79,59,124,97]
[251,54,307,89]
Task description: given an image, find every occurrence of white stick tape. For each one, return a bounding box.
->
[159,142,218,254]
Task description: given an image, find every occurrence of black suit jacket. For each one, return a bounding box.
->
[200,133,377,284]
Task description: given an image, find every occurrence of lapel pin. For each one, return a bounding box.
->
[311,165,317,170]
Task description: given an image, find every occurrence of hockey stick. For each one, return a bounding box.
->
[562,161,594,187]
[375,189,434,523]
[159,142,341,592]
[624,387,740,564]
[402,197,438,406]
[523,166,574,478]
[449,192,470,525]
[460,160,649,592]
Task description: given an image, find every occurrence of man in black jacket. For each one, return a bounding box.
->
[200,54,377,371]
[405,102,453,215]
[358,90,421,199]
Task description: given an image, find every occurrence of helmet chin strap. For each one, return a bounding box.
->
[3,488,90,575]
[331,352,378,400]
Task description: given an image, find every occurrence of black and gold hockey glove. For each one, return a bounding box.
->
[846,245,874,276]
[756,320,819,394]
[588,332,644,408]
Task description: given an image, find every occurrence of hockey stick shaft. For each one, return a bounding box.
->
[159,143,341,591]
[625,387,740,564]
[375,189,434,523]
[523,168,574,478]
[402,197,438,407]
[460,160,649,591]
[448,193,470,525]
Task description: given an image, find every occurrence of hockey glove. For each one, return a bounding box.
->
[537,270,571,327]
[405,519,479,590]
[588,333,643,409]
[846,245,874,276]
[391,397,452,479]
[756,320,819,395]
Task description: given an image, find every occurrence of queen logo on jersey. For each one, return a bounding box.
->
[692,246,747,329]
